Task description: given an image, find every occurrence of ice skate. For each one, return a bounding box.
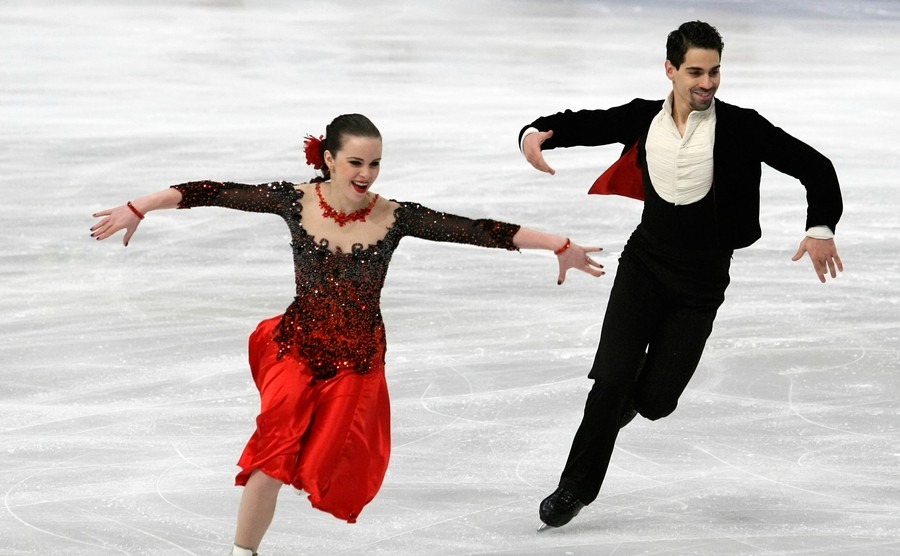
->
[537,486,585,530]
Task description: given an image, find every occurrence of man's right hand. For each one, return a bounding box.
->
[522,130,556,175]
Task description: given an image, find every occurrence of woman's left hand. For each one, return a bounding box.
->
[557,242,604,285]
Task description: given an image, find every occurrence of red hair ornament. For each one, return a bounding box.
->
[303,134,325,170]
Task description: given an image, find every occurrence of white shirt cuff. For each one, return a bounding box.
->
[519,127,539,154]
[806,225,834,240]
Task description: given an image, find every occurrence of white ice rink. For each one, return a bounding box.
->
[2,1,899,554]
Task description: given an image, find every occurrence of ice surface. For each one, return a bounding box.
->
[1,1,898,554]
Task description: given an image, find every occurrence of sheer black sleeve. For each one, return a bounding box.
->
[170,180,300,215]
[395,201,520,251]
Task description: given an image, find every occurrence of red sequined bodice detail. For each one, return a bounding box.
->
[171,180,520,381]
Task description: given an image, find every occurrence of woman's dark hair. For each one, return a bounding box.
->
[666,21,724,68]
[323,113,381,155]
[313,114,381,182]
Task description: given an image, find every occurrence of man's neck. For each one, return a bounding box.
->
[668,94,693,135]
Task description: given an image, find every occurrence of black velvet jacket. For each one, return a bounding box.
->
[521,98,843,249]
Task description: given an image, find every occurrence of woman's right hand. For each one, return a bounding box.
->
[90,202,144,246]
[90,188,181,246]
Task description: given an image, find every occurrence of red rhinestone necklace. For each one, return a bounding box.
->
[315,182,380,227]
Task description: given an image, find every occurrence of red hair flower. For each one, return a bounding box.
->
[303,134,325,170]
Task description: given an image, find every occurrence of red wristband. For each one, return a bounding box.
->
[554,238,571,256]
[127,201,145,220]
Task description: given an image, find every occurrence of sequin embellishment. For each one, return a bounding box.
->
[170,180,520,382]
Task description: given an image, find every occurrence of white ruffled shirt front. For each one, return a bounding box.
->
[645,94,716,206]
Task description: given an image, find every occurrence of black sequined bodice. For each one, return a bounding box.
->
[171,180,520,381]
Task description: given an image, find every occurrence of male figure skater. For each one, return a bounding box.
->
[518,20,843,529]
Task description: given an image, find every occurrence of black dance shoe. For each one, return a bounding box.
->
[539,486,585,529]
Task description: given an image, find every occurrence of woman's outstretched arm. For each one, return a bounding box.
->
[90,187,183,246]
[398,201,606,285]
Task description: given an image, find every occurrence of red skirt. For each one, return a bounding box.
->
[235,315,391,523]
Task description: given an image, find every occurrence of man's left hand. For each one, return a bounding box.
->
[792,237,843,283]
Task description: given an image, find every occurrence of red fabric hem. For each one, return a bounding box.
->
[233,315,390,524]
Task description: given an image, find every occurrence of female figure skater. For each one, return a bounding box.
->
[91,114,604,555]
